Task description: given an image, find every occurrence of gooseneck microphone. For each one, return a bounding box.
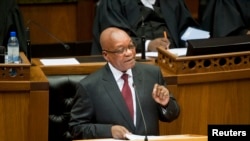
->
[133,84,148,141]
[26,20,70,50]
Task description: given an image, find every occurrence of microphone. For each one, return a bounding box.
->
[26,20,70,50]
[133,84,148,141]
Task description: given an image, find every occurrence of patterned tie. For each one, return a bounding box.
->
[121,73,134,120]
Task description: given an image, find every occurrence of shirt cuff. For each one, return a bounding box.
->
[161,107,168,115]
[145,40,151,52]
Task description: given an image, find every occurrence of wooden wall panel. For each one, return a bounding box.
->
[19,0,96,45]
[185,0,200,20]
[159,79,250,135]
[76,0,97,41]
[0,92,29,141]
[20,3,77,44]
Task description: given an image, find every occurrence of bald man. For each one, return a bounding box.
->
[69,27,180,140]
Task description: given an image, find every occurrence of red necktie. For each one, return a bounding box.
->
[121,73,134,120]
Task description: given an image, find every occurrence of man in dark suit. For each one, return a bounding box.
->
[69,27,180,140]
[91,0,199,55]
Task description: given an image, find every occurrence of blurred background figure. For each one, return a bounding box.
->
[201,0,250,37]
[0,0,28,55]
[91,0,200,55]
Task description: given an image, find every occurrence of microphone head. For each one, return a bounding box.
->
[63,44,70,50]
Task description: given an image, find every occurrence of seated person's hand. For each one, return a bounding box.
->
[111,125,131,139]
[247,30,250,35]
[148,37,170,51]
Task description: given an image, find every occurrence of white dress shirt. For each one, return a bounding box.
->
[108,63,137,125]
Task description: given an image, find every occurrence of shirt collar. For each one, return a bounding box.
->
[141,0,156,10]
[108,63,132,81]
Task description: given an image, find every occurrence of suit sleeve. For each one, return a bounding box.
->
[69,82,113,139]
[156,67,180,122]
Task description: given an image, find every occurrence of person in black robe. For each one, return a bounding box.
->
[0,0,28,56]
[201,0,250,37]
[91,0,200,55]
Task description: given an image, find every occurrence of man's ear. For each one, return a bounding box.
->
[102,51,109,61]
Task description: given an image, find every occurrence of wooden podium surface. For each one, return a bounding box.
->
[73,134,207,141]
[32,55,106,75]
[0,53,49,141]
[31,55,155,75]
[31,50,250,137]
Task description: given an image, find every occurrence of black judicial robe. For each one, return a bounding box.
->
[91,0,199,55]
[0,0,27,55]
[201,0,250,37]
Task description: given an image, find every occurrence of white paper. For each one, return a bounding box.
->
[125,134,165,140]
[136,48,187,58]
[40,58,80,66]
[136,52,158,58]
[168,48,187,56]
[181,27,210,41]
[125,134,200,140]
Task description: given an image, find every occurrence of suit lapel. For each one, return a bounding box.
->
[132,64,145,128]
[102,64,135,129]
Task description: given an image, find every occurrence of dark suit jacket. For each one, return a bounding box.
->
[69,62,180,139]
[91,0,199,54]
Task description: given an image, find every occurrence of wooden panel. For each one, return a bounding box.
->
[0,65,49,141]
[0,92,29,141]
[19,0,97,44]
[160,79,250,135]
[158,48,250,135]
[0,52,30,82]
[19,3,77,44]
[29,66,49,141]
[28,91,49,141]
[77,0,96,41]
[184,0,199,20]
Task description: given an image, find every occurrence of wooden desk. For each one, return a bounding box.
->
[0,53,49,141]
[32,55,155,75]
[32,55,106,75]
[73,134,207,141]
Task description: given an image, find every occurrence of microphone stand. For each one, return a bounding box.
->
[26,27,31,63]
[141,16,146,60]
[133,84,148,141]
[26,20,70,50]
[137,16,152,63]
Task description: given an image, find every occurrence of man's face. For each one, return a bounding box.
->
[102,33,136,72]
